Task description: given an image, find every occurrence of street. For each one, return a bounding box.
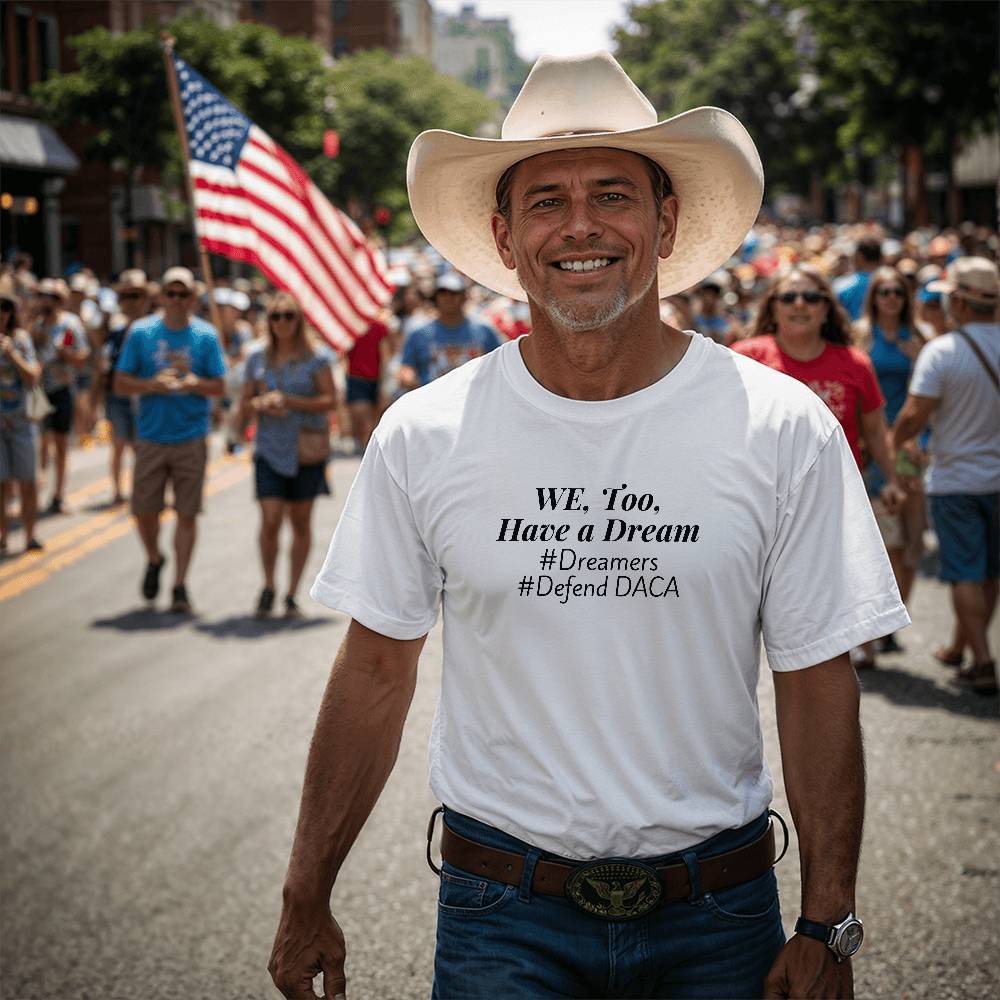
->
[1,437,998,1000]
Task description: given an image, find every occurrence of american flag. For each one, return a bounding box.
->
[174,52,392,352]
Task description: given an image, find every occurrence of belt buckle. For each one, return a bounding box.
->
[565,858,662,921]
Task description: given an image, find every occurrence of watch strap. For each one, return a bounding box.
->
[795,916,833,945]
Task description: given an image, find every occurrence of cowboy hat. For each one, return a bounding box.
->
[114,268,152,295]
[407,51,763,303]
[37,277,69,301]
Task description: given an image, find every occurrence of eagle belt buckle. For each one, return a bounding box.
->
[565,858,662,921]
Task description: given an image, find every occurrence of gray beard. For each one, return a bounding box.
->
[528,258,658,334]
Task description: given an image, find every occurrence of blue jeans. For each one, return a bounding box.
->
[432,809,784,999]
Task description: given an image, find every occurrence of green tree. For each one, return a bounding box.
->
[614,0,841,199]
[325,49,495,236]
[33,13,494,251]
[800,0,999,225]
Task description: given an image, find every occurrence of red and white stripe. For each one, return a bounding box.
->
[189,126,391,352]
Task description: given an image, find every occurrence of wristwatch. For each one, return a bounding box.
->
[794,912,864,962]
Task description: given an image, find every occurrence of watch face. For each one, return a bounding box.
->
[838,921,864,957]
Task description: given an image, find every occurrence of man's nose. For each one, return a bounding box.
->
[560,198,603,242]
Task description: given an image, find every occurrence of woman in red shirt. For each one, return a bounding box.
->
[732,264,907,669]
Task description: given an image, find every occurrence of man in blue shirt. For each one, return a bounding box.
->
[832,237,882,321]
[114,267,225,614]
[398,273,501,389]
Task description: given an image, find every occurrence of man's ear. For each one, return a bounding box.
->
[491,212,518,272]
[658,194,680,261]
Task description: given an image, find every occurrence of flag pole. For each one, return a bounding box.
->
[161,33,223,335]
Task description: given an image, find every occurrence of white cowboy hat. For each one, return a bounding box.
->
[407,51,763,302]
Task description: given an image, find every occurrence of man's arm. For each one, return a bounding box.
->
[858,406,905,513]
[177,372,225,398]
[269,620,426,1000]
[763,653,861,999]
[891,393,937,450]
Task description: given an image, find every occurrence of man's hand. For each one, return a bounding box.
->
[879,480,907,515]
[0,334,14,357]
[763,935,853,999]
[268,898,347,999]
[152,368,180,394]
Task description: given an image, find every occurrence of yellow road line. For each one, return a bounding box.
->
[0,458,250,604]
[0,453,245,583]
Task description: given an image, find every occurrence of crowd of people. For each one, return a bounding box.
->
[1,218,997,690]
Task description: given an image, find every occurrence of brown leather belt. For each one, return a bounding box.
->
[439,818,776,917]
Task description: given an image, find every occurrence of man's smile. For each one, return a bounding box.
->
[550,256,621,273]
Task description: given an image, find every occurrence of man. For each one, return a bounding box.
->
[692,271,733,344]
[270,53,908,1000]
[101,269,153,504]
[113,267,225,614]
[67,270,105,442]
[833,237,882,321]
[31,278,89,514]
[892,257,1000,696]
[397,273,501,390]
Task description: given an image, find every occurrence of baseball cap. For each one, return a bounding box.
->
[435,273,466,294]
[161,266,197,292]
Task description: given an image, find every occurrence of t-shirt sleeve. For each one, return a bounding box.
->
[401,329,424,368]
[908,342,945,399]
[310,436,442,639]
[201,333,226,378]
[760,425,910,670]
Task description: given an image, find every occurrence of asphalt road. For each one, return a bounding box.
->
[1,436,998,1000]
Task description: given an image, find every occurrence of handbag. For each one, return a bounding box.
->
[26,385,55,422]
[270,360,332,466]
[297,423,332,465]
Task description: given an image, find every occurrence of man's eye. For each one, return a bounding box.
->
[599,192,626,202]
[532,198,560,209]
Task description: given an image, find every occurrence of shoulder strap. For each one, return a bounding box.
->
[955,327,1000,393]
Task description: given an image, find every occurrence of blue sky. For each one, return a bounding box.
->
[435,0,633,61]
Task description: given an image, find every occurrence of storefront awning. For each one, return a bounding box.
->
[0,116,79,174]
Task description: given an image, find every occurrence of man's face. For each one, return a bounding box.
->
[435,288,465,323]
[118,289,149,320]
[162,282,193,323]
[491,147,678,333]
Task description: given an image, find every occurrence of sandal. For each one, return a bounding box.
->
[932,647,964,668]
[255,587,275,619]
[956,661,998,697]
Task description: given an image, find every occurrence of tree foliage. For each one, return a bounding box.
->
[614,0,837,192]
[32,13,494,236]
[800,0,999,161]
[614,0,999,195]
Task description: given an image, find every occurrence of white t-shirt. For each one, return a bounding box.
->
[312,333,908,859]
[908,323,1000,495]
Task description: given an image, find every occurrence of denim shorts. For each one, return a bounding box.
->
[105,394,136,441]
[254,455,330,502]
[346,375,378,405]
[432,808,785,999]
[929,493,999,582]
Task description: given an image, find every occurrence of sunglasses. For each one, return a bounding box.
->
[119,292,146,302]
[269,311,298,322]
[164,289,191,300]
[875,287,906,298]
[775,290,825,305]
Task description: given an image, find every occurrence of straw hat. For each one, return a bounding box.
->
[927,257,1000,310]
[407,51,763,302]
[37,277,69,301]
[114,268,152,295]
